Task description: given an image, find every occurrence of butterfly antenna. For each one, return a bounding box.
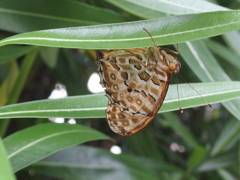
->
[143,28,163,61]
[175,74,183,113]
[143,28,158,49]
[178,73,212,108]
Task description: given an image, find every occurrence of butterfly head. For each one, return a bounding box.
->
[161,50,181,73]
[169,57,181,73]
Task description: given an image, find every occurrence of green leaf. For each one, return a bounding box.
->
[0,82,239,119]
[205,39,240,70]
[122,0,226,15]
[137,157,184,180]
[0,46,36,65]
[210,119,240,156]
[223,31,240,57]
[0,10,240,49]
[106,0,166,19]
[0,48,38,137]
[197,153,237,172]
[162,112,198,148]
[0,138,16,180]
[217,168,237,180]
[7,48,38,104]
[0,0,125,33]
[179,41,230,82]
[179,41,240,120]
[0,61,19,106]
[3,123,110,172]
[39,47,59,68]
[187,146,206,172]
[125,128,165,160]
[29,146,159,180]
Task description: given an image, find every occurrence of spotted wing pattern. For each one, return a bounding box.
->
[96,47,180,136]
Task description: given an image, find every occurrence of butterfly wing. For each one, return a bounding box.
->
[96,48,171,136]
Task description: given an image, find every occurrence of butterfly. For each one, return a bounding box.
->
[95,29,181,136]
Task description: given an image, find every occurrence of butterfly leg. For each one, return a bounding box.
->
[161,46,179,55]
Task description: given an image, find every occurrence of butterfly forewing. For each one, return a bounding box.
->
[95,47,179,136]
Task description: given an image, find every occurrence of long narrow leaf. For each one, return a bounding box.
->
[187,146,206,172]
[180,41,240,120]
[0,10,240,49]
[223,31,240,57]
[217,168,237,180]
[0,138,16,180]
[210,119,240,156]
[0,61,19,106]
[162,112,199,148]
[0,61,19,136]
[106,0,166,19]
[7,48,38,104]
[3,123,110,172]
[197,153,237,172]
[0,0,125,33]
[0,82,239,119]
[123,0,226,15]
[205,39,240,70]
[0,48,38,137]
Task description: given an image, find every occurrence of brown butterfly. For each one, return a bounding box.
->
[95,29,181,136]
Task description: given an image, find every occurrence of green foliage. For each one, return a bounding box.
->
[0,137,16,180]
[0,0,239,179]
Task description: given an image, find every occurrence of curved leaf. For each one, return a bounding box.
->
[0,10,240,49]
[3,123,110,172]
